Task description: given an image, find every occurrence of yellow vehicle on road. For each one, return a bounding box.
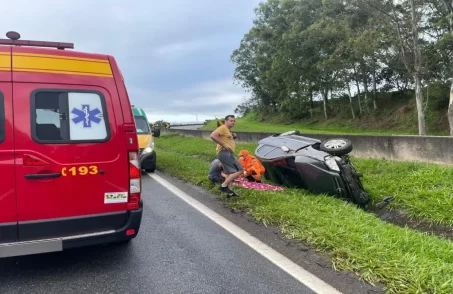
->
[132,106,160,172]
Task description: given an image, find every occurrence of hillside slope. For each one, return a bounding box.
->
[202,88,451,136]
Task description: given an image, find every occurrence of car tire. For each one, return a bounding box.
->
[145,164,156,173]
[320,138,353,156]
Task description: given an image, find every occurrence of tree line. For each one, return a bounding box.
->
[230,0,453,135]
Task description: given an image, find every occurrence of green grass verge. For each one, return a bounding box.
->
[155,133,453,293]
[157,133,453,226]
[354,159,453,225]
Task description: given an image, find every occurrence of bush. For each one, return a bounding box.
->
[424,82,450,111]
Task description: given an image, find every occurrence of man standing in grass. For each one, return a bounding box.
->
[210,115,243,196]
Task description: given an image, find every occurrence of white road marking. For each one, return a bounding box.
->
[148,173,343,294]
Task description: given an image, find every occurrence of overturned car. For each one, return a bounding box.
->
[255,131,370,206]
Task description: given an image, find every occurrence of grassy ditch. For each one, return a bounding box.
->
[157,133,453,227]
[154,133,453,293]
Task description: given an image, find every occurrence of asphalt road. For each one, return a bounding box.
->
[0,174,323,294]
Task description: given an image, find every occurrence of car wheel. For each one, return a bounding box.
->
[320,138,353,156]
[145,164,156,173]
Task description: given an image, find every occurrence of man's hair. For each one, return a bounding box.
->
[225,115,235,121]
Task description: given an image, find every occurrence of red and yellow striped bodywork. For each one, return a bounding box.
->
[0,46,116,83]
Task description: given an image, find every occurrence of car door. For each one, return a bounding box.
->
[0,80,17,244]
[14,83,130,241]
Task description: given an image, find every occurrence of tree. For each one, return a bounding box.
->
[230,0,446,136]
[426,0,453,135]
[356,0,429,135]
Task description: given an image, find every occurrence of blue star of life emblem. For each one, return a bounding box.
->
[71,104,103,128]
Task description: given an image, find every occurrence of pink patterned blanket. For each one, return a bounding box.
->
[233,177,284,191]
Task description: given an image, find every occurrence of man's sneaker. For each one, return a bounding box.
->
[220,186,239,197]
[227,190,239,197]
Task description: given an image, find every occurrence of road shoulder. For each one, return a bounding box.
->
[150,171,385,294]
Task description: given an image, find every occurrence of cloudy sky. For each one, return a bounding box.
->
[1,0,261,123]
